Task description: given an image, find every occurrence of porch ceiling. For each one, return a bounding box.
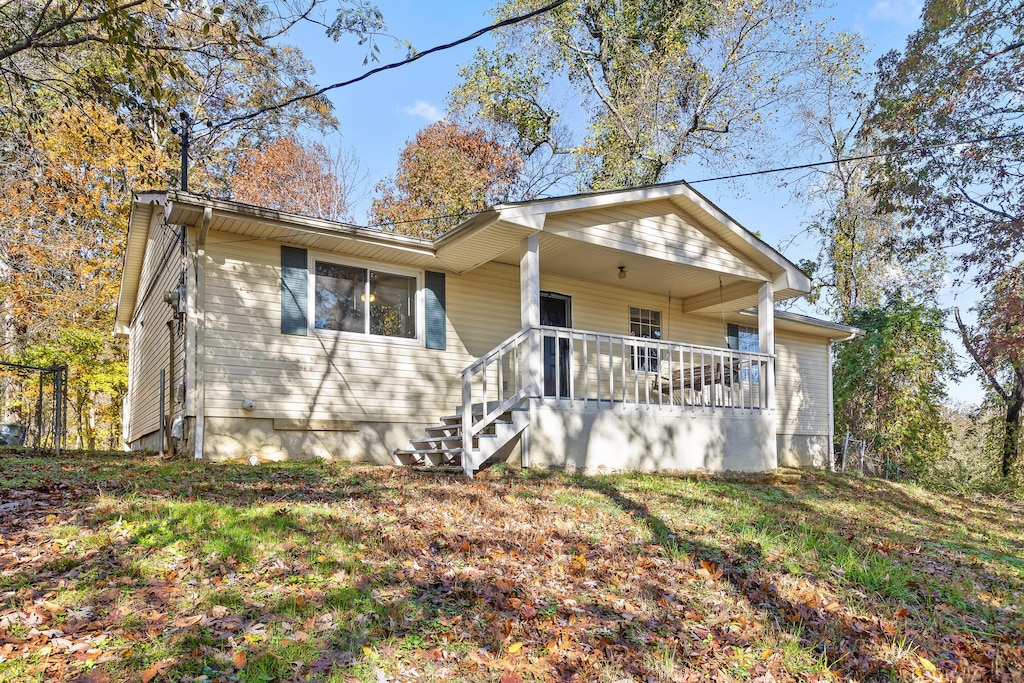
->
[491,233,764,308]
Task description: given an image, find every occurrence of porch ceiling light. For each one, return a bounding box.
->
[618,266,627,280]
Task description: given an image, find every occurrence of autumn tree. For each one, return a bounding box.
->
[784,33,946,318]
[371,121,523,237]
[230,136,357,222]
[450,0,854,190]
[867,0,1023,475]
[955,266,1024,477]
[833,292,954,475]
[868,0,1023,285]
[0,0,391,447]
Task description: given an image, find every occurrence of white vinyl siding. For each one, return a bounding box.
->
[203,234,474,422]
[125,214,184,443]
[544,200,764,279]
[198,239,772,424]
[774,330,830,436]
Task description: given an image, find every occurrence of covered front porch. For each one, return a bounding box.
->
[399,186,810,476]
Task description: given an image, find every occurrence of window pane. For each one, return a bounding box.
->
[315,262,365,333]
[738,326,759,352]
[369,271,417,338]
[629,306,661,370]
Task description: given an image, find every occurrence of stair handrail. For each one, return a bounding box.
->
[459,326,536,466]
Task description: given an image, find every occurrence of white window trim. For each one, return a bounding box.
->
[307,251,424,346]
[628,305,662,371]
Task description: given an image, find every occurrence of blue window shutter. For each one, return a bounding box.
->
[727,323,739,351]
[424,271,446,350]
[281,246,308,335]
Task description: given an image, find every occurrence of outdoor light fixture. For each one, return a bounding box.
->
[360,292,377,302]
[618,266,627,280]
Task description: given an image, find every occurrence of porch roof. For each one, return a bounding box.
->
[433,181,812,308]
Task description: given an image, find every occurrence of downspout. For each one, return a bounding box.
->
[827,329,860,472]
[193,206,212,460]
[826,341,835,472]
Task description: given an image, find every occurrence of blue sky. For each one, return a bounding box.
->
[290,0,986,405]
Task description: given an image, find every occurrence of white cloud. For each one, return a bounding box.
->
[868,0,922,24]
[401,100,442,123]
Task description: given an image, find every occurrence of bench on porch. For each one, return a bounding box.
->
[651,359,741,402]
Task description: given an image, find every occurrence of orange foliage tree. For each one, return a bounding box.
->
[0,104,172,447]
[229,136,354,222]
[371,121,523,237]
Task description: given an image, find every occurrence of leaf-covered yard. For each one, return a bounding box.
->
[0,454,1021,682]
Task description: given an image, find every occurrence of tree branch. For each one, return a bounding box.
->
[213,0,571,129]
[954,306,1010,402]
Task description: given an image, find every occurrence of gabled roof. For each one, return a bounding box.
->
[433,181,811,297]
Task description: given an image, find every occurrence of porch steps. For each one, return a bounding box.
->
[394,406,529,476]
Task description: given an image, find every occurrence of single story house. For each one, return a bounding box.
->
[115,182,860,476]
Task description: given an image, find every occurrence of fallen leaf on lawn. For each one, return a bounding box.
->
[141,657,176,683]
[233,649,247,668]
[507,641,524,653]
[173,615,202,628]
[919,656,937,672]
[500,672,523,683]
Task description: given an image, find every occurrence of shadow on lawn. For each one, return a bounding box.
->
[2,455,1021,682]
[569,474,1017,681]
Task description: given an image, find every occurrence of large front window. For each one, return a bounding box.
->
[314,260,417,339]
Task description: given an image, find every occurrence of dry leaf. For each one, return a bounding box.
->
[141,657,175,683]
[172,615,202,629]
[507,641,524,653]
[233,649,247,668]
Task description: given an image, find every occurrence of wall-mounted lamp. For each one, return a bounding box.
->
[360,293,377,302]
[617,266,627,280]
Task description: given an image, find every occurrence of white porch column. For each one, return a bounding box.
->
[758,281,775,412]
[520,233,541,469]
[520,233,540,328]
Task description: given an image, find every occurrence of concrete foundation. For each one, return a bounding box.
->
[777,433,831,469]
[195,416,425,463]
[527,399,777,474]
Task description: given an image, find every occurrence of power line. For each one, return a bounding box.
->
[202,129,1024,244]
[687,132,1024,185]
[213,0,571,130]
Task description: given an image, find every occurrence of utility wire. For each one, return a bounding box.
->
[686,131,1024,185]
[200,129,1024,245]
[213,0,571,130]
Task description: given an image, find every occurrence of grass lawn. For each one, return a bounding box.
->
[0,452,1021,682]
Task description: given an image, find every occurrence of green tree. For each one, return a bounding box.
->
[833,293,954,475]
[371,121,523,237]
[450,0,854,190]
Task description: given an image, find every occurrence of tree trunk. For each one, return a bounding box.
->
[1003,369,1024,477]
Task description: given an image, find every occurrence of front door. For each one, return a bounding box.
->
[540,292,572,397]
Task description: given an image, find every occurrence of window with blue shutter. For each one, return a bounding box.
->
[424,271,446,350]
[281,246,308,335]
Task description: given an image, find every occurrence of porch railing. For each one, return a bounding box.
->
[536,325,774,411]
[459,326,774,436]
